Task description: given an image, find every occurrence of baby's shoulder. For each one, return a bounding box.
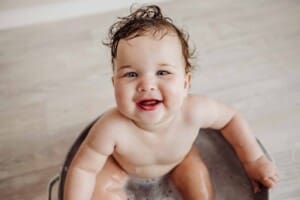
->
[93,108,130,133]
[85,108,131,150]
[182,94,216,125]
[184,94,212,112]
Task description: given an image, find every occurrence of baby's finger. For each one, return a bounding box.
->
[262,177,276,188]
[251,180,261,193]
[265,173,279,184]
[272,174,279,183]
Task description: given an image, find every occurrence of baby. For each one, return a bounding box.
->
[64,5,279,200]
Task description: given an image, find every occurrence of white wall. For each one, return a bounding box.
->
[0,0,171,30]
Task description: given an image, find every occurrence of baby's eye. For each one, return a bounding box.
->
[157,70,170,76]
[124,72,138,78]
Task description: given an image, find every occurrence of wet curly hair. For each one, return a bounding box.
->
[103,5,195,73]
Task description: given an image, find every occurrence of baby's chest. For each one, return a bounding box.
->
[116,128,198,165]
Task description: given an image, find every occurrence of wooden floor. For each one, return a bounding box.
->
[0,0,300,199]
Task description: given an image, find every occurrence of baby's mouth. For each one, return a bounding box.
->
[137,99,162,111]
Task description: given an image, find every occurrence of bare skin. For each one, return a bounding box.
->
[64,34,279,200]
[90,145,214,200]
[90,104,213,199]
[170,146,214,200]
[92,157,128,200]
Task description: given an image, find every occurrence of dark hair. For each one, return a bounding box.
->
[103,5,195,73]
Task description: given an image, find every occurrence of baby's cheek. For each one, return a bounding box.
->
[114,90,127,107]
[166,89,185,108]
[115,86,126,99]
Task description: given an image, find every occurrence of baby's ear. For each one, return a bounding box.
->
[111,76,115,86]
[184,72,192,89]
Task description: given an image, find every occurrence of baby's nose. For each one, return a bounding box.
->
[137,78,156,92]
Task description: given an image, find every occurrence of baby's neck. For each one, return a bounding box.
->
[131,115,177,133]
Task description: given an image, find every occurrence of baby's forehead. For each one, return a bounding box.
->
[114,33,186,70]
[117,30,182,50]
[128,28,179,41]
[116,33,183,59]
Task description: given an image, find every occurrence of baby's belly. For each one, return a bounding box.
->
[124,162,180,178]
[113,154,181,178]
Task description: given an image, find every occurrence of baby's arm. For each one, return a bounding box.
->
[218,107,279,190]
[188,95,278,190]
[64,121,115,200]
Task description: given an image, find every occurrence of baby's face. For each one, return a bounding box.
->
[112,33,191,127]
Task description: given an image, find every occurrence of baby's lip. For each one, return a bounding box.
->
[137,99,162,111]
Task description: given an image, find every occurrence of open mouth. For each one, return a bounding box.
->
[137,99,162,111]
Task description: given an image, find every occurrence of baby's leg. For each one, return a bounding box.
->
[92,156,128,200]
[170,146,214,200]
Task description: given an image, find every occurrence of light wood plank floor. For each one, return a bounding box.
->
[0,0,299,199]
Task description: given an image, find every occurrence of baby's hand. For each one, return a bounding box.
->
[243,155,279,193]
